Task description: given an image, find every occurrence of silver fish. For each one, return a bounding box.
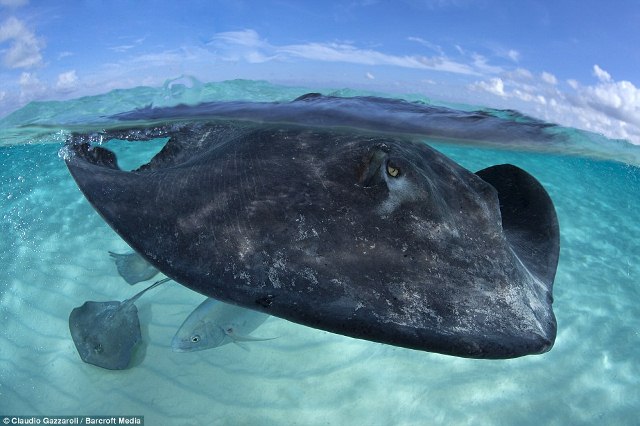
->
[172,298,272,352]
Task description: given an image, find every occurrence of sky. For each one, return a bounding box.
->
[0,0,639,144]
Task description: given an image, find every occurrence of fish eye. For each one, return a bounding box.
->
[93,343,103,353]
[387,164,400,177]
[190,335,200,343]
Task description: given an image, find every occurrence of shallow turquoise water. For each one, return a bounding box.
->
[0,82,639,424]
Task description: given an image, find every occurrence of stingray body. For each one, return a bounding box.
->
[65,95,560,359]
[172,298,271,352]
[69,278,169,369]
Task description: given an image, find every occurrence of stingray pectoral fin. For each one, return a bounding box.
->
[65,141,181,283]
[475,164,560,286]
[67,142,121,170]
[109,251,160,285]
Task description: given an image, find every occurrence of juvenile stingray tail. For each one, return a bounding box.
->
[125,277,171,305]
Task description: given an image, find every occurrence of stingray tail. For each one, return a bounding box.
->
[124,277,171,305]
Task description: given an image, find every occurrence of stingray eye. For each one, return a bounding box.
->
[387,164,400,177]
[93,343,103,354]
[191,335,200,343]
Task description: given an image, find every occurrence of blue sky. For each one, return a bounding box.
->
[1,0,639,143]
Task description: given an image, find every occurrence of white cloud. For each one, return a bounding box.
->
[129,50,192,66]
[512,89,546,105]
[593,64,611,83]
[505,68,533,80]
[507,49,520,62]
[110,44,136,53]
[109,36,147,53]
[57,51,73,60]
[19,70,37,85]
[210,29,491,76]
[0,16,44,68]
[576,69,640,127]
[283,42,408,66]
[471,53,503,74]
[55,70,78,92]
[407,36,444,55]
[18,71,45,102]
[214,29,266,48]
[366,71,375,80]
[470,65,640,144]
[541,71,557,85]
[471,77,505,97]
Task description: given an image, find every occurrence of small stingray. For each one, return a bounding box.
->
[68,277,170,370]
[109,251,159,285]
[172,297,272,352]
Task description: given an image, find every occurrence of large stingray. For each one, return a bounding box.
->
[64,95,560,359]
[68,277,170,369]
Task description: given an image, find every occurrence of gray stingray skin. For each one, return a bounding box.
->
[69,300,141,369]
[109,251,159,285]
[68,278,169,369]
[65,115,560,359]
